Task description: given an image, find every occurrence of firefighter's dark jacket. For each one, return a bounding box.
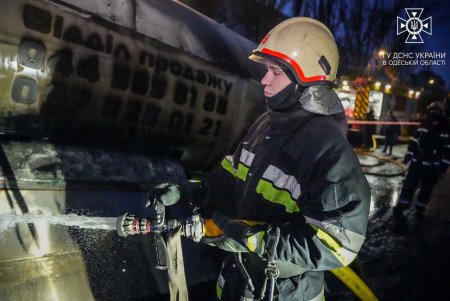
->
[200,86,371,300]
[404,113,450,174]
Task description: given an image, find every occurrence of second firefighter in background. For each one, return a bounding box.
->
[395,102,450,219]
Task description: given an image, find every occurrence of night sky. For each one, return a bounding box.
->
[281,2,450,90]
[408,7,450,89]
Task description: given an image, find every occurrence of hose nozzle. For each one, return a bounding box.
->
[117,213,151,237]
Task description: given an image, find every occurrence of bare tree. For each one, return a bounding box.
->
[181,0,445,80]
[179,0,288,41]
[291,0,305,16]
[335,0,403,77]
[281,0,444,80]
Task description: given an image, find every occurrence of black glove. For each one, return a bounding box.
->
[211,211,267,253]
[146,183,181,207]
[146,180,206,208]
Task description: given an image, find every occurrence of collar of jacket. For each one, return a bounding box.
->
[266,85,343,135]
[266,83,305,112]
[267,107,314,135]
[300,85,344,115]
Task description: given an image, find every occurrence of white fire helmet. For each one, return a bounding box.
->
[249,17,339,87]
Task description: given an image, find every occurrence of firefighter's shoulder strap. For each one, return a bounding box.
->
[167,230,189,301]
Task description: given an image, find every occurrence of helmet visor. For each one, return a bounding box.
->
[249,51,299,86]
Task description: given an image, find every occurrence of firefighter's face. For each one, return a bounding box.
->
[261,62,292,97]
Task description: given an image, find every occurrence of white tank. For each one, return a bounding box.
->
[0,0,266,299]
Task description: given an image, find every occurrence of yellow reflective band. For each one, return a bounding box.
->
[310,225,356,266]
[216,281,223,300]
[246,233,257,252]
[236,163,249,181]
[221,157,236,177]
[304,216,366,252]
[261,165,301,199]
[256,179,300,213]
[246,231,265,252]
[188,179,202,184]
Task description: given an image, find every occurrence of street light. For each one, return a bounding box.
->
[341,80,350,91]
[378,49,386,57]
[429,79,435,84]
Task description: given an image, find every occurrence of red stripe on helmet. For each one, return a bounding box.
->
[261,48,327,83]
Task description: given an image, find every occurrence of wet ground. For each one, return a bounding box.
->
[349,145,450,301]
[156,144,450,301]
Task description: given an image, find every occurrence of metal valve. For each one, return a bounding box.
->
[116,213,151,237]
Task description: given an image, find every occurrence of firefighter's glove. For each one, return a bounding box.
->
[146,183,181,207]
[146,180,206,208]
[182,214,204,243]
[211,211,267,254]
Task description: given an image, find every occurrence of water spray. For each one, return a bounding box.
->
[0,212,117,234]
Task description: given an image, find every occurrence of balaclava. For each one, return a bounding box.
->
[266,83,306,112]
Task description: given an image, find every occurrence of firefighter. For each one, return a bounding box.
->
[380,110,400,155]
[148,17,370,300]
[394,101,450,219]
[362,108,376,149]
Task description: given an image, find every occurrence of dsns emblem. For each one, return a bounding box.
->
[397,8,432,44]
